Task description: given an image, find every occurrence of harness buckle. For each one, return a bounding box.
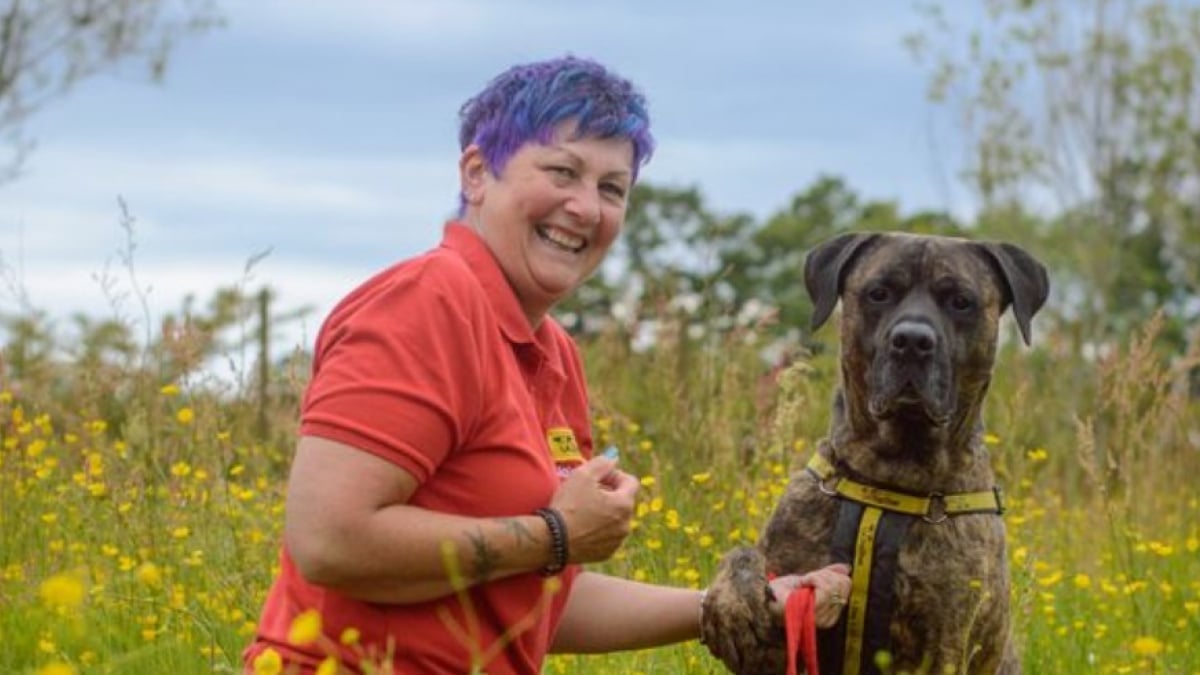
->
[817,477,840,497]
[923,492,948,524]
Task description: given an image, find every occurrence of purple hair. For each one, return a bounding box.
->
[457,55,654,210]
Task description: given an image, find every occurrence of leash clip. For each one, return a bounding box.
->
[922,492,948,524]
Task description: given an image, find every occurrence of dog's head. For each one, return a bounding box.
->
[805,232,1049,449]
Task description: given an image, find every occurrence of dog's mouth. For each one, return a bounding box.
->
[868,376,952,426]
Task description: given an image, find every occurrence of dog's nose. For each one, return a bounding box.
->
[889,320,937,361]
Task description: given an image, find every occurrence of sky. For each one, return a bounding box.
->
[0,1,979,357]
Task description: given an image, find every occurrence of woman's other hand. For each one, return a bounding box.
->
[550,455,639,563]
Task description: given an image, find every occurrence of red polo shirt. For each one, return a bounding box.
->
[245,223,592,674]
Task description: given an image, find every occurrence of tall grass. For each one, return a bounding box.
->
[1,302,1198,673]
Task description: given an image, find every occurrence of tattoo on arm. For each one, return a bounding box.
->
[468,527,501,583]
[497,517,536,549]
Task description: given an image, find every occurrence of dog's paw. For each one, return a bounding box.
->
[701,547,787,674]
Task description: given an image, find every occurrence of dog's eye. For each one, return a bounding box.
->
[948,293,975,312]
[866,286,892,304]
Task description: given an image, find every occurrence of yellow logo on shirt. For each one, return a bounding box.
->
[546,427,583,464]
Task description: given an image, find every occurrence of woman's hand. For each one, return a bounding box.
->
[767,563,851,628]
[550,456,640,564]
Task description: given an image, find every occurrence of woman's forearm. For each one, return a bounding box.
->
[289,504,554,604]
[551,572,703,653]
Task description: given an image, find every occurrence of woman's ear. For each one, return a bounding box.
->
[459,145,488,206]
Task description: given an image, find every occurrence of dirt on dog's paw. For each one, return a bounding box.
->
[701,547,787,674]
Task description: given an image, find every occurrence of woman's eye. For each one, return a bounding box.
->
[548,165,575,179]
[601,182,627,199]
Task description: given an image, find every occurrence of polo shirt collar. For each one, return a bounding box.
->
[441,222,544,348]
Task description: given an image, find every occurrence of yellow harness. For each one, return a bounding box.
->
[805,453,1004,674]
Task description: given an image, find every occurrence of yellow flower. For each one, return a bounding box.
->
[640,475,656,488]
[36,664,77,675]
[176,407,195,425]
[1073,573,1091,589]
[691,472,712,485]
[316,657,339,675]
[136,562,162,587]
[1130,636,1163,656]
[1026,447,1049,462]
[252,648,283,675]
[340,627,361,645]
[160,383,180,396]
[288,609,323,646]
[39,573,85,609]
[983,433,1001,445]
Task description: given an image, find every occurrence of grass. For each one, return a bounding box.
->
[1,305,1198,674]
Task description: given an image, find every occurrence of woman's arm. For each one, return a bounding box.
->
[550,572,703,653]
[284,435,638,604]
[551,565,852,653]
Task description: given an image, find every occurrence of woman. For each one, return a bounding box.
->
[244,55,849,674]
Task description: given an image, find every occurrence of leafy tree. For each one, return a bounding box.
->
[0,0,222,182]
[909,0,1200,346]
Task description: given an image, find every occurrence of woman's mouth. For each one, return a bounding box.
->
[536,224,586,253]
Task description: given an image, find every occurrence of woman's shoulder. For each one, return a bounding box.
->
[324,247,489,329]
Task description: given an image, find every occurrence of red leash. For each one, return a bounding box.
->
[783,585,820,675]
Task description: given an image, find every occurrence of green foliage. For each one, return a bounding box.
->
[910,0,1200,346]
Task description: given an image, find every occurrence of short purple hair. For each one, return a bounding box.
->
[458,55,654,208]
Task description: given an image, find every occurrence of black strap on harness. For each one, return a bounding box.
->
[817,500,913,675]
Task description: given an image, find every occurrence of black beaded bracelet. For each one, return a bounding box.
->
[534,507,569,576]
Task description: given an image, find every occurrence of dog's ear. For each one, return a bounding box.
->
[977,242,1050,345]
[804,232,880,332]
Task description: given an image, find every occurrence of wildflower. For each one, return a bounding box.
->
[983,433,1001,445]
[171,526,190,539]
[36,663,77,675]
[316,658,339,675]
[1026,447,1049,462]
[39,573,85,609]
[1130,636,1163,656]
[288,609,323,646]
[170,462,192,477]
[160,384,180,396]
[691,472,712,485]
[640,476,656,488]
[176,407,195,425]
[136,562,162,587]
[638,439,653,451]
[340,627,361,645]
[1073,573,1092,589]
[252,648,283,675]
[1037,571,1063,587]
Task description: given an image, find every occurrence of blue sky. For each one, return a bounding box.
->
[0,1,976,353]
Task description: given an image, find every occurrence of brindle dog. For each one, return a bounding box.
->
[701,232,1049,674]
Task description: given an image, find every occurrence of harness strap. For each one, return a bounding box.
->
[843,506,880,675]
[806,453,1004,520]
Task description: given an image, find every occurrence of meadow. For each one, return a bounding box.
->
[2,306,1198,674]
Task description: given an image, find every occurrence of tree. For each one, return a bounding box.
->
[0,0,222,182]
[908,0,1200,347]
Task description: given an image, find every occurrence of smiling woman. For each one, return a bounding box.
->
[241,54,852,675]
[460,124,634,326]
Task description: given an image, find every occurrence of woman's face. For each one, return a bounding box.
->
[461,121,634,326]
